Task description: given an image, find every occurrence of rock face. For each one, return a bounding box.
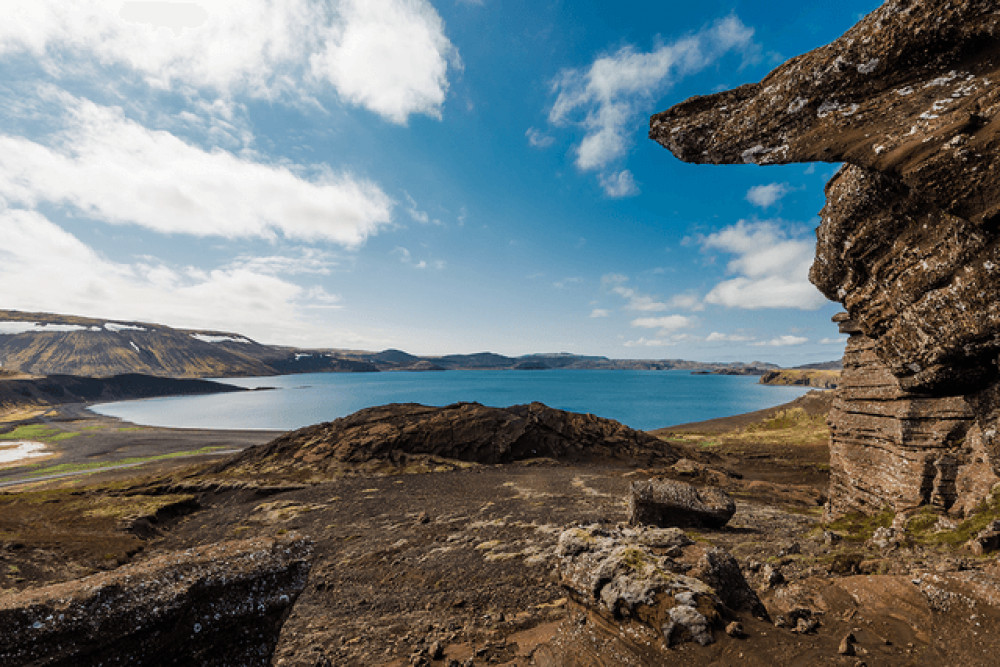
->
[556,524,766,647]
[220,402,680,478]
[652,0,1000,515]
[0,536,312,666]
[628,479,736,529]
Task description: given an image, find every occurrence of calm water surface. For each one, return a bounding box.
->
[91,370,810,432]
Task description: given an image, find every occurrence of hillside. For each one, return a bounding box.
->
[0,309,786,379]
[758,369,840,389]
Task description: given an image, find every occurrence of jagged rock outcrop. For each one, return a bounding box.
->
[628,479,736,529]
[556,524,766,647]
[219,402,681,479]
[0,536,312,666]
[652,0,1000,515]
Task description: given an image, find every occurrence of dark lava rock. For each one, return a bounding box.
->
[651,0,1000,517]
[0,536,312,666]
[628,479,735,529]
[219,402,680,478]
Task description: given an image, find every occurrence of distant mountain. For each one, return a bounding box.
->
[0,309,800,379]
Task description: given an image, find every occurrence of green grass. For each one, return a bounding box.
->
[19,446,230,477]
[824,507,894,543]
[0,424,79,442]
[904,489,1000,547]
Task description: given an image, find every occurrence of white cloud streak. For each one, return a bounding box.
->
[700,220,826,310]
[746,182,790,208]
[525,127,555,149]
[598,170,638,198]
[548,16,755,185]
[630,315,693,332]
[0,0,457,124]
[751,335,809,347]
[0,96,393,245]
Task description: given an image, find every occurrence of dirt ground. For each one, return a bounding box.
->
[4,391,1000,665]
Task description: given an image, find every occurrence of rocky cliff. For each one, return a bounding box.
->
[653,0,1000,515]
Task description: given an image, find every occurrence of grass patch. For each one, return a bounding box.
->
[824,507,894,543]
[904,489,1000,547]
[18,446,230,477]
[0,424,78,442]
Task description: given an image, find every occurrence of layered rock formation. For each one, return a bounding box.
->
[220,402,681,480]
[0,536,312,665]
[652,0,1000,515]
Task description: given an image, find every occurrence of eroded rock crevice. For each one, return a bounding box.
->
[653,0,1000,515]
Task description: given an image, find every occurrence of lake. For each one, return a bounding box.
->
[90,370,812,432]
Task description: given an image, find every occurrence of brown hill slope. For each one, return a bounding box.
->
[219,401,682,480]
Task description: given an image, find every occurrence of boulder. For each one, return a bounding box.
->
[556,524,766,648]
[651,0,1000,516]
[628,479,735,529]
[0,536,312,666]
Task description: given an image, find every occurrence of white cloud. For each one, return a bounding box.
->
[630,315,693,332]
[598,169,639,198]
[525,127,555,149]
[700,220,826,310]
[0,0,457,124]
[0,96,392,245]
[751,335,809,347]
[746,182,790,208]
[310,0,459,124]
[624,337,674,348]
[589,308,610,318]
[548,16,755,172]
[0,206,344,344]
[820,336,848,345]
[667,292,705,312]
[393,246,444,270]
[603,275,670,312]
[706,331,753,342]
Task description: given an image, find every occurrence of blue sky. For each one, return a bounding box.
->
[0,0,881,364]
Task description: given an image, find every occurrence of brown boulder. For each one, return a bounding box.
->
[628,479,736,529]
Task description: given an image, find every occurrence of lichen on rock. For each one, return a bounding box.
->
[556,524,766,648]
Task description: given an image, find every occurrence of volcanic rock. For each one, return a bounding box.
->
[628,479,736,529]
[0,536,312,666]
[220,402,680,478]
[556,524,765,647]
[652,0,1000,516]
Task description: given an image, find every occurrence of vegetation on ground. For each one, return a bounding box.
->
[0,424,78,442]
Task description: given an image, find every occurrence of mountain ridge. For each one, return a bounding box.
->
[0,309,821,379]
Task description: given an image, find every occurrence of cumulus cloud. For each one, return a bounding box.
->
[751,335,809,347]
[630,315,693,332]
[705,331,753,342]
[746,182,790,208]
[700,220,827,310]
[0,96,393,245]
[0,0,457,124]
[0,206,344,344]
[310,0,459,124]
[548,16,755,183]
[598,170,638,198]
[589,308,610,318]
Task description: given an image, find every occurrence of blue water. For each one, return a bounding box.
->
[89,370,810,432]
